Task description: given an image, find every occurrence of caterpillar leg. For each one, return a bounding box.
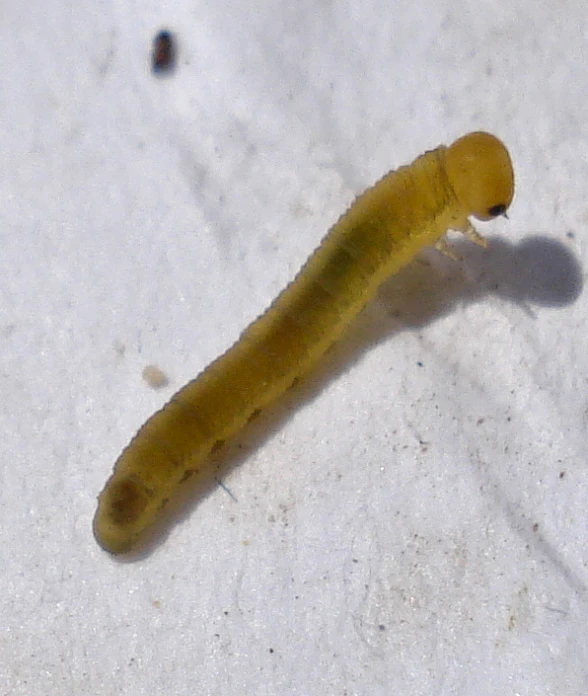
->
[435,237,461,261]
[460,222,487,248]
[435,221,488,260]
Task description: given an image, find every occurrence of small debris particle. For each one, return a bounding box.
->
[142,364,169,389]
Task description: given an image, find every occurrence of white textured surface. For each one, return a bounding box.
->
[1,1,587,694]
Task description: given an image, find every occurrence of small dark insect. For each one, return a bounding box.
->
[152,30,176,74]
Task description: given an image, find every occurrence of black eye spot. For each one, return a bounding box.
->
[487,203,507,218]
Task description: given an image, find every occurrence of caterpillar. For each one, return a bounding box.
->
[94,131,514,554]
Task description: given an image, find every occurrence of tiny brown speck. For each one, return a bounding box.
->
[142,364,169,389]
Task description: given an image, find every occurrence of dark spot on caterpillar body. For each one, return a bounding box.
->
[180,468,196,484]
[247,409,262,423]
[107,478,149,525]
[210,439,226,454]
[94,132,514,554]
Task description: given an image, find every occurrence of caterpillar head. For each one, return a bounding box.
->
[445,132,514,221]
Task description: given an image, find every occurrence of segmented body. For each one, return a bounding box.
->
[94,132,514,554]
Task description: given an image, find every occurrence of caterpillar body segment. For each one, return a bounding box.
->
[94,132,514,554]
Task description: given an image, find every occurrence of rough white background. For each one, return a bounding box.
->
[1,1,587,694]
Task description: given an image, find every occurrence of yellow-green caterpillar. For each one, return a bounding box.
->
[94,132,514,554]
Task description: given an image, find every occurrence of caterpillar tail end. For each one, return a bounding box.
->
[93,475,153,555]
